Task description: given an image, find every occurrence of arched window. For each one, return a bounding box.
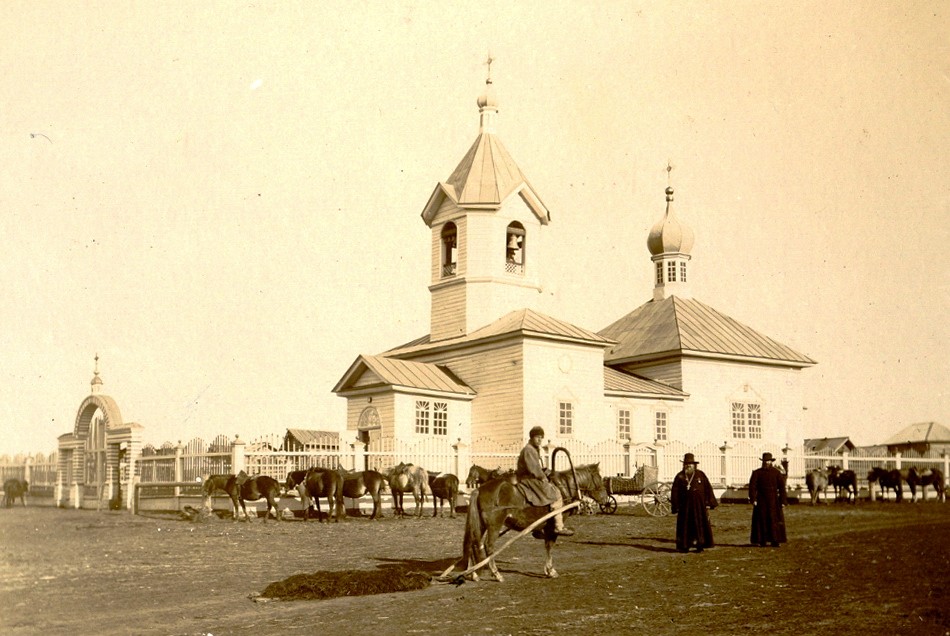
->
[358,406,381,430]
[441,223,457,277]
[505,222,525,274]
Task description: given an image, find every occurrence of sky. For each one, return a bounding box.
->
[0,2,947,456]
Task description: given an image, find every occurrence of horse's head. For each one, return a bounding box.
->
[584,463,609,505]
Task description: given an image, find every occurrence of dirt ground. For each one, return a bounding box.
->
[1,500,947,636]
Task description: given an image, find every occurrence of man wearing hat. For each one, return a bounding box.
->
[749,452,787,547]
[670,453,718,553]
[514,426,574,536]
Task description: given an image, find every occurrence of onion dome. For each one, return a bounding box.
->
[647,186,694,256]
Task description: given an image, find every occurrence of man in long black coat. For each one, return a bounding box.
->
[670,453,718,553]
[749,452,788,547]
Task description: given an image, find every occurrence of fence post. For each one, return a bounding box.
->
[894,450,902,470]
[841,448,850,470]
[943,452,949,488]
[24,455,33,486]
[452,440,468,479]
[653,442,666,482]
[349,438,363,472]
[623,441,632,476]
[719,441,732,486]
[174,442,184,499]
[231,436,246,475]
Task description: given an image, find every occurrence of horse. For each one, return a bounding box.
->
[827,466,858,504]
[338,469,388,519]
[805,467,830,505]
[465,465,502,490]
[905,467,946,503]
[203,472,281,522]
[202,473,239,518]
[548,463,612,513]
[867,467,903,502]
[301,468,345,522]
[428,472,460,518]
[2,478,28,508]
[388,462,429,517]
[461,463,607,581]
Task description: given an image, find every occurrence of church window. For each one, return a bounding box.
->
[433,402,448,436]
[667,261,677,282]
[441,223,457,277]
[654,411,668,441]
[617,409,631,440]
[731,401,761,439]
[679,261,687,282]
[558,401,573,436]
[747,403,762,439]
[415,401,430,434]
[505,222,525,275]
[655,262,663,285]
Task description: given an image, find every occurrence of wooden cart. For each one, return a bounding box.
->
[600,465,672,517]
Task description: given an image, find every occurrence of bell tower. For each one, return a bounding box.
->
[420,62,551,341]
[647,166,694,301]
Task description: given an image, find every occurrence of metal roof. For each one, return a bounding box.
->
[386,308,613,357]
[332,354,475,396]
[882,421,950,445]
[803,437,856,454]
[604,367,687,397]
[600,296,815,367]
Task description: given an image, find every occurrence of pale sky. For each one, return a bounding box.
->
[1,2,947,456]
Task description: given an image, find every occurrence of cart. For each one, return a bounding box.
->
[600,465,672,517]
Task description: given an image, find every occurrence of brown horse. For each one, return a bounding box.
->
[428,472,459,518]
[805,467,830,505]
[339,469,388,519]
[461,463,607,581]
[2,478,28,508]
[905,467,946,503]
[868,467,903,502]
[389,463,429,517]
[301,468,345,522]
[465,465,502,490]
[827,466,858,504]
[202,474,239,518]
[203,472,281,521]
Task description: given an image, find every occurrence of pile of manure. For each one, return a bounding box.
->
[259,567,431,601]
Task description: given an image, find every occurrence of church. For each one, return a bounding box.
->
[332,73,815,460]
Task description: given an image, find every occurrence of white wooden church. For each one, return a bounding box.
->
[332,74,815,459]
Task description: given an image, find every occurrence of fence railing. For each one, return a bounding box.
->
[3,436,948,510]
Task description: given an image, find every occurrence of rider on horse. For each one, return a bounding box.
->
[515,426,574,536]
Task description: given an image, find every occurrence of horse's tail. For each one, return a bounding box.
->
[462,488,484,570]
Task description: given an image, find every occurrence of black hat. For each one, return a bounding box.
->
[682,453,698,464]
[529,426,545,438]
[761,452,775,462]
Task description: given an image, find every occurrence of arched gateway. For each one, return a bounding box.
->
[56,356,144,509]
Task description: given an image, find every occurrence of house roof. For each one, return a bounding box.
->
[599,296,816,367]
[882,421,950,445]
[604,367,687,398]
[803,437,856,454]
[284,429,340,447]
[386,308,614,356]
[332,354,476,396]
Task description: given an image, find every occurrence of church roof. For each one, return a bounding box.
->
[332,354,476,396]
[604,367,687,398]
[386,308,614,357]
[599,296,815,367]
[882,421,950,445]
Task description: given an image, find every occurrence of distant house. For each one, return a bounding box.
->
[283,429,340,452]
[803,437,856,456]
[882,422,950,456]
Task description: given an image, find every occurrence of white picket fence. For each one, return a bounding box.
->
[3,434,947,511]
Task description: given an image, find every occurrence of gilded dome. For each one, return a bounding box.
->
[647,187,694,256]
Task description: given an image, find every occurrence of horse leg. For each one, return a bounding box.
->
[483,525,504,582]
[543,536,558,578]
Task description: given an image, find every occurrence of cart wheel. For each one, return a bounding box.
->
[641,482,672,517]
[599,495,618,515]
